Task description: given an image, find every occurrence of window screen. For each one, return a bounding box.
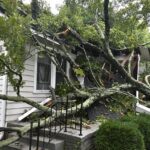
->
[56,55,66,85]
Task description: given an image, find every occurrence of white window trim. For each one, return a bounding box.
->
[66,62,70,78]
[33,52,70,93]
[33,53,56,93]
[51,57,56,89]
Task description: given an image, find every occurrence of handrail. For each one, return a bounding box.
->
[28,96,84,150]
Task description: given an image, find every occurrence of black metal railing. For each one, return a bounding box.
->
[29,96,84,150]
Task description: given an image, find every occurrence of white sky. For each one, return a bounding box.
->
[22,0,64,14]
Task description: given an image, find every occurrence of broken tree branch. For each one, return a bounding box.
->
[0,83,137,147]
[145,75,150,87]
[0,94,52,115]
[103,0,150,97]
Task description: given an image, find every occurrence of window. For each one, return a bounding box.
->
[56,55,66,85]
[36,54,51,90]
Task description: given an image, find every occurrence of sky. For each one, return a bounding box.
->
[22,0,64,14]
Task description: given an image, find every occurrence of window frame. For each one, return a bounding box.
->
[34,53,54,93]
[34,52,70,93]
[56,56,67,85]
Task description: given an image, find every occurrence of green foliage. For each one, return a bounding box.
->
[36,0,150,49]
[37,1,104,44]
[120,114,150,150]
[96,115,108,124]
[107,94,136,114]
[109,0,150,49]
[0,1,31,91]
[0,15,31,62]
[95,121,145,150]
[75,55,102,74]
[74,68,85,77]
[55,82,74,96]
[1,0,17,16]
[36,13,59,32]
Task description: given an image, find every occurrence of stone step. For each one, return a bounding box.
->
[2,137,64,150]
[2,141,28,150]
[1,145,20,150]
[21,135,64,150]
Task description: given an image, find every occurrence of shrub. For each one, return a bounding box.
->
[120,114,150,150]
[95,121,145,150]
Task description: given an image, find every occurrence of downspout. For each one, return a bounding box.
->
[51,57,56,89]
[136,54,141,100]
[0,51,8,140]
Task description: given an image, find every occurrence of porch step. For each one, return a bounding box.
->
[21,135,64,150]
[2,141,28,150]
[6,122,65,150]
[2,145,20,150]
[2,136,64,150]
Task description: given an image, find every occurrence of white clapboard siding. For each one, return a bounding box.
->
[7,92,50,100]
[6,102,31,109]
[6,55,50,122]
[0,99,3,126]
[0,76,3,94]
[6,114,24,122]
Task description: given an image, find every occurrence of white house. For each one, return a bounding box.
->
[0,31,71,132]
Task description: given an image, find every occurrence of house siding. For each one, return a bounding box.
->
[0,76,3,94]
[6,54,51,122]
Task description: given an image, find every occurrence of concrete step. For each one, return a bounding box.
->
[1,146,20,150]
[2,141,27,150]
[21,135,64,150]
[2,136,64,150]
[6,122,65,150]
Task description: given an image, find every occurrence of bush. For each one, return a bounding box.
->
[95,121,145,150]
[120,114,150,150]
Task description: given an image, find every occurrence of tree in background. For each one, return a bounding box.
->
[31,0,40,19]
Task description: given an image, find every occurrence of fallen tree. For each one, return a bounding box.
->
[0,0,150,148]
